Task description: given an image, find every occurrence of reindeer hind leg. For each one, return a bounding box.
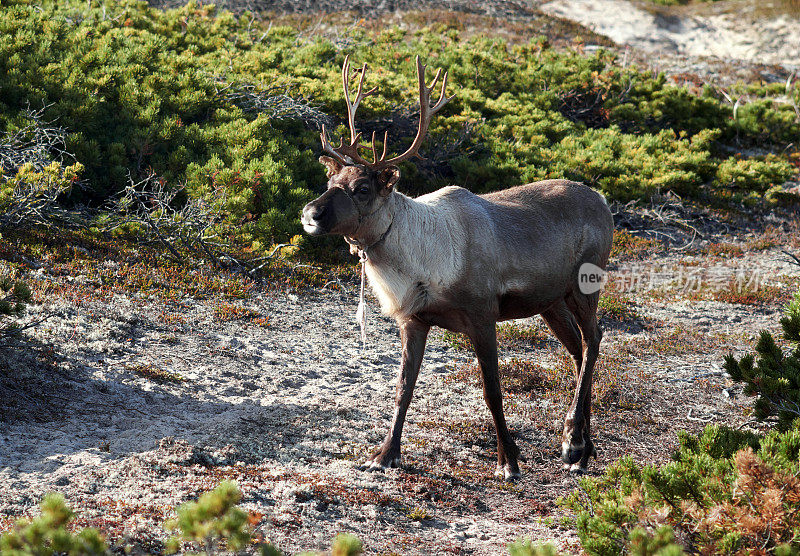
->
[562,289,602,473]
[541,300,583,380]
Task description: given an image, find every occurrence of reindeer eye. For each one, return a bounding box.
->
[356,186,370,195]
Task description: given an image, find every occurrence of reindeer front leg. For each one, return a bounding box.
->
[468,320,521,481]
[362,316,430,471]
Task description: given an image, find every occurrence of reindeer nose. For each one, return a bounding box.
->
[301,202,325,223]
[310,204,326,221]
[301,202,328,235]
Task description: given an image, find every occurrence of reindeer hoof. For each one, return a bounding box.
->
[359,454,401,472]
[494,464,521,482]
[561,444,584,466]
[562,440,596,470]
[564,462,588,474]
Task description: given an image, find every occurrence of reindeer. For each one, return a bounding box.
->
[301,56,614,479]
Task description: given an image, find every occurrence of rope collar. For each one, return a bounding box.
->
[344,217,393,259]
[332,184,393,350]
[350,218,391,351]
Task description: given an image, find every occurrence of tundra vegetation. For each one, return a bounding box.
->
[1,0,798,256]
[562,290,800,555]
[1,0,799,554]
[0,481,363,556]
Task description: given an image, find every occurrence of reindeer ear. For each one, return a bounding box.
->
[319,156,343,178]
[377,166,400,195]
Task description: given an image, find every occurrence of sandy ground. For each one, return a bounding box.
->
[540,0,800,69]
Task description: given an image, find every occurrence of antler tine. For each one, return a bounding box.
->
[422,62,454,114]
[369,130,390,164]
[374,55,454,168]
[320,125,349,165]
[321,55,454,170]
[321,125,372,166]
[427,67,442,96]
[319,55,379,166]
[381,130,389,162]
[433,69,455,111]
[342,56,378,142]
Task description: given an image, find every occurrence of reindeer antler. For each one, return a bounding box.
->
[321,55,454,170]
[320,55,376,166]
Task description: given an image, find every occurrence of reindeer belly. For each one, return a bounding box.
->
[496,273,573,320]
[498,291,559,320]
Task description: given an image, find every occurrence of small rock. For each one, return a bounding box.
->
[723,387,736,399]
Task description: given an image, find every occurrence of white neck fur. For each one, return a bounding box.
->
[362,189,466,318]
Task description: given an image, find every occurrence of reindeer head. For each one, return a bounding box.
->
[301,55,453,240]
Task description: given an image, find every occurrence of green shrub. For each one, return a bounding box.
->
[562,424,800,555]
[716,156,796,200]
[0,486,364,556]
[725,289,800,430]
[0,272,32,338]
[330,533,363,556]
[0,274,30,320]
[0,1,796,255]
[0,493,108,555]
[508,539,564,556]
[165,480,251,554]
[0,161,82,226]
[564,292,800,555]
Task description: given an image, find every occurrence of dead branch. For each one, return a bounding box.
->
[215,79,334,131]
[102,174,298,274]
[782,250,800,268]
[0,104,73,175]
[0,312,59,340]
[0,105,88,229]
[103,173,226,265]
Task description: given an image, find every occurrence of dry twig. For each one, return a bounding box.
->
[215,79,334,130]
[0,104,73,175]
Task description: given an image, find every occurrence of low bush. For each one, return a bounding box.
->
[562,424,800,555]
[724,289,800,430]
[0,1,796,256]
[0,493,107,555]
[0,107,83,227]
[166,480,251,554]
[0,275,30,320]
[563,290,800,555]
[0,482,364,556]
[0,161,82,227]
[0,274,31,337]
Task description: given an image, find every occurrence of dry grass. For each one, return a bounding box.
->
[157,312,187,327]
[750,0,800,17]
[212,303,269,326]
[744,226,784,252]
[610,229,662,262]
[271,8,615,49]
[702,241,744,258]
[440,321,551,352]
[444,352,640,412]
[0,226,354,317]
[598,290,641,323]
[677,278,786,306]
[710,281,784,305]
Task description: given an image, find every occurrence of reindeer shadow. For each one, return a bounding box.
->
[0,331,365,473]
